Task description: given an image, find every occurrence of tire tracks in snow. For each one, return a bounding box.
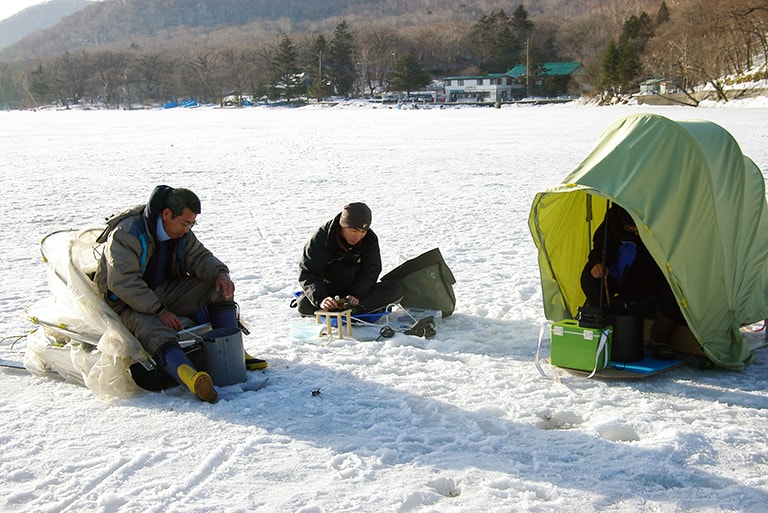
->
[7,440,253,513]
[140,439,254,513]
[7,450,161,513]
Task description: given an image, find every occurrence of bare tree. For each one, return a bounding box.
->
[645,0,767,103]
[238,48,261,100]
[87,51,129,108]
[725,0,768,75]
[186,51,225,104]
[132,51,171,106]
[52,51,88,108]
[356,25,401,95]
[216,47,250,105]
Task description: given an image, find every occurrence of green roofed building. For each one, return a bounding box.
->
[443,62,583,104]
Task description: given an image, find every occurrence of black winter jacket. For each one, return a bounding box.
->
[298,214,382,306]
[586,205,665,297]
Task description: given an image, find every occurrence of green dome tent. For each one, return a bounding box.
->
[528,113,768,369]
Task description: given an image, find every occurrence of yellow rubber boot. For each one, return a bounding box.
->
[244,349,268,370]
[177,364,218,403]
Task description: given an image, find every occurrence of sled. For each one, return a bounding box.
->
[21,227,265,402]
[290,304,440,343]
[0,358,25,370]
[537,317,768,381]
[558,354,686,380]
[536,318,702,380]
[18,228,152,400]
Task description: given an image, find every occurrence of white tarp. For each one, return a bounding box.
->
[24,228,153,402]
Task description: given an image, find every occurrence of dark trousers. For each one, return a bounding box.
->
[580,265,685,323]
[116,276,226,356]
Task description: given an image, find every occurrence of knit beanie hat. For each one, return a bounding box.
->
[339,202,372,230]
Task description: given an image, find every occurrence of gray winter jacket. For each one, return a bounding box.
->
[95,205,227,315]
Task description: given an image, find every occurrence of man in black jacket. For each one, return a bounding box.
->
[580,203,686,357]
[297,203,402,316]
[581,204,664,308]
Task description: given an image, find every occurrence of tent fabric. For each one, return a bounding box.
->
[380,248,457,317]
[528,113,768,370]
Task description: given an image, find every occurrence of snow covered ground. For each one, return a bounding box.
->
[1,101,767,513]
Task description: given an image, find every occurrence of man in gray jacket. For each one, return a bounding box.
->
[96,185,234,402]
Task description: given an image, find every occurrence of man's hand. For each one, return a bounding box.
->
[215,272,235,298]
[320,296,338,311]
[590,263,609,279]
[320,295,359,311]
[158,310,183,331]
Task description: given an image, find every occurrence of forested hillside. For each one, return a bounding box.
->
[0,0,621,61]
[0,0,93,51]
[0,0,765,109]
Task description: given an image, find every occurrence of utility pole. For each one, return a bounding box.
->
[526,38,531,98]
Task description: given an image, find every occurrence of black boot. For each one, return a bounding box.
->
[648,309,678,360]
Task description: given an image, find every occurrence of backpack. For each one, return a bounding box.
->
[380,248,457,317]
[95,204,145,244]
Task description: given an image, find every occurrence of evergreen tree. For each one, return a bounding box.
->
[327,21,356,96]
[0,63,20,109]
[619,13,654,48]
[512,5,538,97]
[599,12,654,94]
[600,39,620,92]
[655,2,670,27]
[29,64,50,106]
[472,10,516,73]
[309,34,328,83]
[511,5,534,35]
[305,34,331,101]
[389,53,431,96]
[270,33,302,100]
[472,7,533,74]
[616,40,640,90]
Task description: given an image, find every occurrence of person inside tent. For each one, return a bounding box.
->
[95,185,263,403]
[580,203,686,358]
[295,202,403,316]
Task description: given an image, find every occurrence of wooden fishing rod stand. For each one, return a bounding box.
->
[314,309,352,339]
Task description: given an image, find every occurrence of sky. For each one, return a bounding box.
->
[0,0,99,22]
[0,0,47,21]
[0,100,767,512]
